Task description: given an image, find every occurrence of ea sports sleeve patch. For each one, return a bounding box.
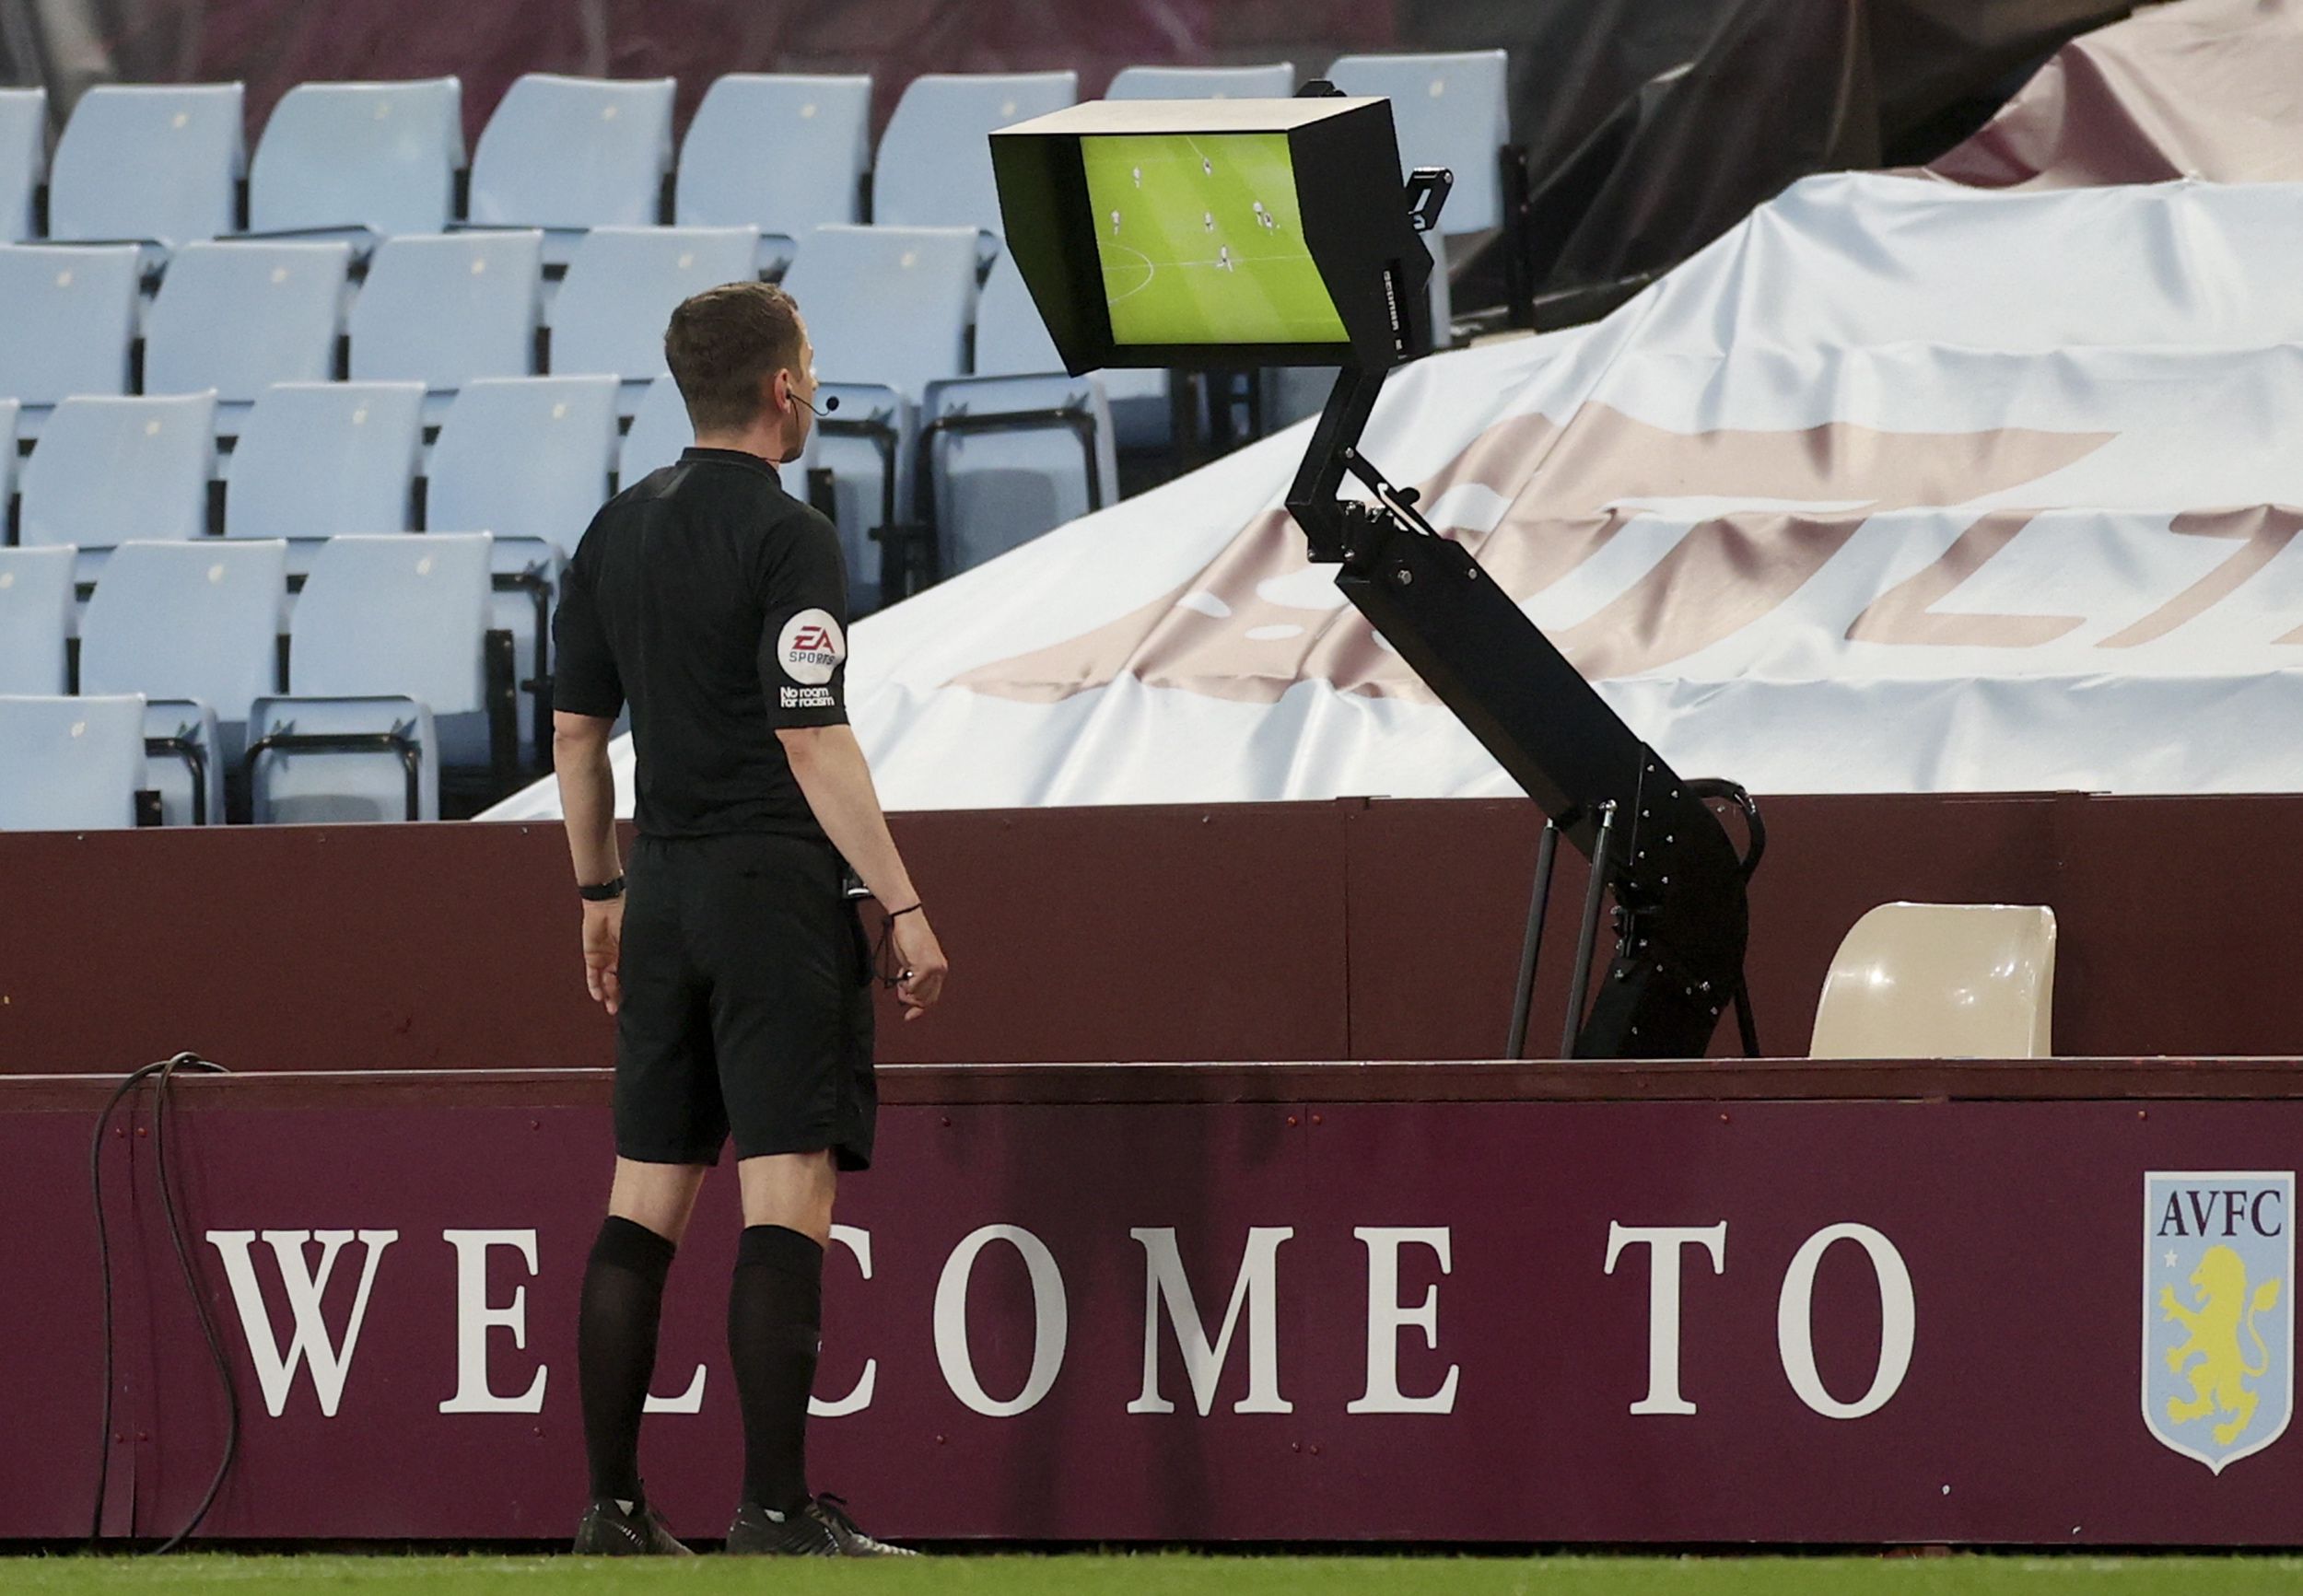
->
[774,608,846,712]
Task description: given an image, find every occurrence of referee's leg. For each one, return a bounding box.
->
[729,1150,837,1513]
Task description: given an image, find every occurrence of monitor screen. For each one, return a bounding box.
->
[1081,132,1350,347]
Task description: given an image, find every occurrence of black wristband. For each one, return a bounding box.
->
[579,876,625,902]
[888,902,923,919]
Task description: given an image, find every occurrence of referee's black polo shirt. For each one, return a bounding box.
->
[552,447,851,842]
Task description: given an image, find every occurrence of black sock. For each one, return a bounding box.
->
[578,1215,677,1505]
[729,1224,824,1512]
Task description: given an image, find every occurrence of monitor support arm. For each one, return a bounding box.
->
[1284,364,1763,1058]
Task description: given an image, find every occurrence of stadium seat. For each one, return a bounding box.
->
[1810,903,2058,1059]
[1106,63,1297,99]
[675,74,871,274]
[224,381,426,579]
[142,240,353,431]
[873,72,1076,245]
[249,77,464,242]
[619,373,693,484]
[347,230,544,420]
[79,539,288,826]
[428,376,618,559]
[428,375,619,753]
[19,393,217,577]
[1327,51,1511,345]
[0,544,76,695]
[549,225,761,406]
[47,83,244,250]
[0,393,17,507]
[248,533,494,823]
[781,224,981,607]
[922,252,1115,575]
[0,694,149,831]
[466,75,675,267]
[0,243,142,436]
[0,87,45,242]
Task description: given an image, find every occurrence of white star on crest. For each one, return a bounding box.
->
[2164,1251,2179,1267]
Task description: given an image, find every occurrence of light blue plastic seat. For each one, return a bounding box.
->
[1328,51,1510,347]
[1107,63,1297,99]
[80,539,287,825]
[143,240,352,432]
[550,225,760,409]
[49,83,244,250]
[249,77,463,243]
[0,544,76,695]
[20,393,217,581]
[347,230,544,420]
[782,224,982,608]
[0,694,149,831]
[248,533,492,823]
[675,75,871,275]
[467,75,675,268]
[428,376,619,559]
[619,374,693,485]
[0,87,46,242]
[224,380,425,583]
[0,244,142,437]
[873,72,1075,247]
[923,251,1115,576]
[429,375,619,754]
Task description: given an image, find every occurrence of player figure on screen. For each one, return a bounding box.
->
[1203,210,1214,231]
[1218,245,1233,273]
[1131,165,1141,187]
[1110,210,1121,236]
[1254,200,1277,231]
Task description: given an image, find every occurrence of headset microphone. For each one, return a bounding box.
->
[801,393,840,416]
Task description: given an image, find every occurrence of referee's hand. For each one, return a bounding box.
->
[891,910,948,1021]
[581,897,625,1017]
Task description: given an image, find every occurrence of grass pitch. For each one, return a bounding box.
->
[1081,132,1349,346]
[10,1553,2303,1595]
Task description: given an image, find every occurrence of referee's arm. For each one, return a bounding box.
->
[778,726,947,1019]
[552,540,630,1016]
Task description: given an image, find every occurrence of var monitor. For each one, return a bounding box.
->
[990,96,1436,372]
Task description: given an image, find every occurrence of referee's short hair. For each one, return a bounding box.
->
[664,281,806,434]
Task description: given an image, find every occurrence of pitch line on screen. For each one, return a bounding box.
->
[1103,242,1156,303]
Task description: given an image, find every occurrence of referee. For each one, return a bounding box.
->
[550,281,946,1557]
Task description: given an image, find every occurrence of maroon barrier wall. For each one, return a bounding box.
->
[6,794,2303,1075]
[8,1061,2303,1544]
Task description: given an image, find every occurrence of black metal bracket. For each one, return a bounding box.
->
[1288,363,1760,1060]
[243,728,424,822]
[484,627,520,794]
[143,734,209,827]
[917,399,1105,569]
[814,412,924,602]
[489,570,555,765]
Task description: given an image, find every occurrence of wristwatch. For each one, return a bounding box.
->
[579,876,625,902]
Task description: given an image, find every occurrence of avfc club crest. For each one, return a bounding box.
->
[2144,1171,2293,1473]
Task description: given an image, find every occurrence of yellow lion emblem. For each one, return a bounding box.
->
[2161,1243,2284,1446]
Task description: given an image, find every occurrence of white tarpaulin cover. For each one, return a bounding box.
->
[486,173,2303,819]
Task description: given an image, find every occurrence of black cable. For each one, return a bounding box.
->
[88,1053,236,1554]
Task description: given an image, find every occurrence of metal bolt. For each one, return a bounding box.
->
[1286,1114,1299,1127]
[1310,1113,1324,1125]
[1393,568,1414,586]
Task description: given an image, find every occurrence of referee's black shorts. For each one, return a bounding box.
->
[613,831,877,1171]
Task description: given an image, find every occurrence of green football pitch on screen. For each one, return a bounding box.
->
[1081,132,1350,346]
